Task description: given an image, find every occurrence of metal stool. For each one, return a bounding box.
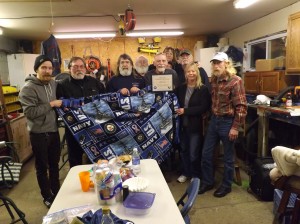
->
[0,192,28,224]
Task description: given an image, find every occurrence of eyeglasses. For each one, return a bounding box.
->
[71,65,86,70]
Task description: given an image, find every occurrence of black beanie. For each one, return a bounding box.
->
[34,55,53,72]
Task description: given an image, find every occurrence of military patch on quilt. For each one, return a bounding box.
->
[56,89,179,164]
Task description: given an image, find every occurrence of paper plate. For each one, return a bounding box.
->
[122,177,149,192]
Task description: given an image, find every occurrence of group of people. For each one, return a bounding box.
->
[18,47,247,208]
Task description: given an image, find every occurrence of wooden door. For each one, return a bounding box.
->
[260,71,280,96]
[244,72,260,94]
[286,12,300,73]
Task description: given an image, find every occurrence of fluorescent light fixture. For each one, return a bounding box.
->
[54,32,116,39]
[0,27,3,35]
[126,31,184,37]
[233,0,258,9]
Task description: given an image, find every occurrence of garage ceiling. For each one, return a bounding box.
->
[0,0,299,40]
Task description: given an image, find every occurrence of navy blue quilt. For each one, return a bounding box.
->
[56,89,179,164]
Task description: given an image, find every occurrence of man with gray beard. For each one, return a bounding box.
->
[107,54,145,95]
[135,55,149,77]
[144,52,179,89]
[56,56,105,167]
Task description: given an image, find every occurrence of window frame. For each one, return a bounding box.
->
[245,31,287,71]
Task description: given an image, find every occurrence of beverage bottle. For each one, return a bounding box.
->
[101,206,115,224]
[94,160,116,205]
[286,92,293,108]
[132,147,141,175]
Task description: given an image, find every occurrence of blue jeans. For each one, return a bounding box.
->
[201,115,235,188]
[180,129,203,178]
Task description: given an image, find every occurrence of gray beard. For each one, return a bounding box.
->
[72,72,85,80]
[120,68,132,76]
[157,67,165,74]
[136,66,148,75]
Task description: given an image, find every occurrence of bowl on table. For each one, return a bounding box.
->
[123,192,156,215]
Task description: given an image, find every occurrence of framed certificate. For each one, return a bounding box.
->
[152,74,173,92]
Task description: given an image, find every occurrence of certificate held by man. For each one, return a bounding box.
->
[152,74,173,92]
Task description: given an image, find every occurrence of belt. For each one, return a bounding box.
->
[30,132,58,136]
[212,114,234,118]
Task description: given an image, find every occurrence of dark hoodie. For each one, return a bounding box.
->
[19,74,58,133]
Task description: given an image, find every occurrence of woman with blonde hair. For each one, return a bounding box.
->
[175,62,211,183]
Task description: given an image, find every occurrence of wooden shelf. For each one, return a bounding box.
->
[3,91,19,95]
[5,101,20,105]
[7,109,22,114]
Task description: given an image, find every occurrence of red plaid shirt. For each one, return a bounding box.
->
[211,73,247,131]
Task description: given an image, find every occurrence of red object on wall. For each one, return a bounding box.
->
[124,8,136,32]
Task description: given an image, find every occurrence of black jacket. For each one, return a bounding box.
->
[56,75,105,99]
[175,84,211,133]
[174,64,211,92]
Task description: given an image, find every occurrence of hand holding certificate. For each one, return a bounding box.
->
[151,74,173,92]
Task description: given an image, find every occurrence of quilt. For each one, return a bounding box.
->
[57,89,179,164]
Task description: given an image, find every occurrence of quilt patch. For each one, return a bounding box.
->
[57,89,179,164]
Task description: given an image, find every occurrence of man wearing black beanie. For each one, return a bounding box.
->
[19,55,62,208]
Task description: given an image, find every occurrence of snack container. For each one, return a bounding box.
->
[123,192,155,215]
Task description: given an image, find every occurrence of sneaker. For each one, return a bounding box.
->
[43,197,53,208]
[177,175,188,183]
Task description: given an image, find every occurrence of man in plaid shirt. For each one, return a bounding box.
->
[198,52,247,198]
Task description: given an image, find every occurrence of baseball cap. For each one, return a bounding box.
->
[210,52,228,62]
[34,55,53,72]
[179,49,192,56]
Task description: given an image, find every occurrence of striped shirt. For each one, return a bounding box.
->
[211,73,247,131]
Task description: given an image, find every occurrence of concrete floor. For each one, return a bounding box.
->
[0,155,275,224]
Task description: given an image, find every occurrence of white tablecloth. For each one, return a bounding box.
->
[48,159,185,224]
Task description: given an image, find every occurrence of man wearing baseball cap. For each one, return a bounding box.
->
[174,48,211,91]
[19,55,63,208]
[199,52,247,197]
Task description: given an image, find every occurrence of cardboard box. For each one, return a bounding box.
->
[277,57,286,68]
[256,59,278,71]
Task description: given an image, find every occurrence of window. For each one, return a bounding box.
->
[245,32,286,71]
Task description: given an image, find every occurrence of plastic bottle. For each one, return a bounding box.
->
[112,158,123,202]
[286,92,293,108]
[132,147,141,175]
[94,160,116,205]
[101,206,115,224]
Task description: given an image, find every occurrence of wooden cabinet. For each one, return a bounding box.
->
[286,12,300,73]
[9,115,32,162]
[244,71,287,96]
[0,80,32,162]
